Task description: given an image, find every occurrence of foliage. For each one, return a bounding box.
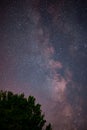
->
[0,90,52,130]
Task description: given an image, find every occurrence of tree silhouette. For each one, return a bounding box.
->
[0,90,52,130]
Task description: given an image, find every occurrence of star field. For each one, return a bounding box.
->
[0,0,87,130]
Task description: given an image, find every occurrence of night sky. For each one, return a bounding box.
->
[0,0,87,130]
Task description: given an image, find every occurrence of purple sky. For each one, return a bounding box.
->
[0,0,87,130]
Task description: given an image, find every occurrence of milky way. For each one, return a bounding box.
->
[0,0,87,130]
